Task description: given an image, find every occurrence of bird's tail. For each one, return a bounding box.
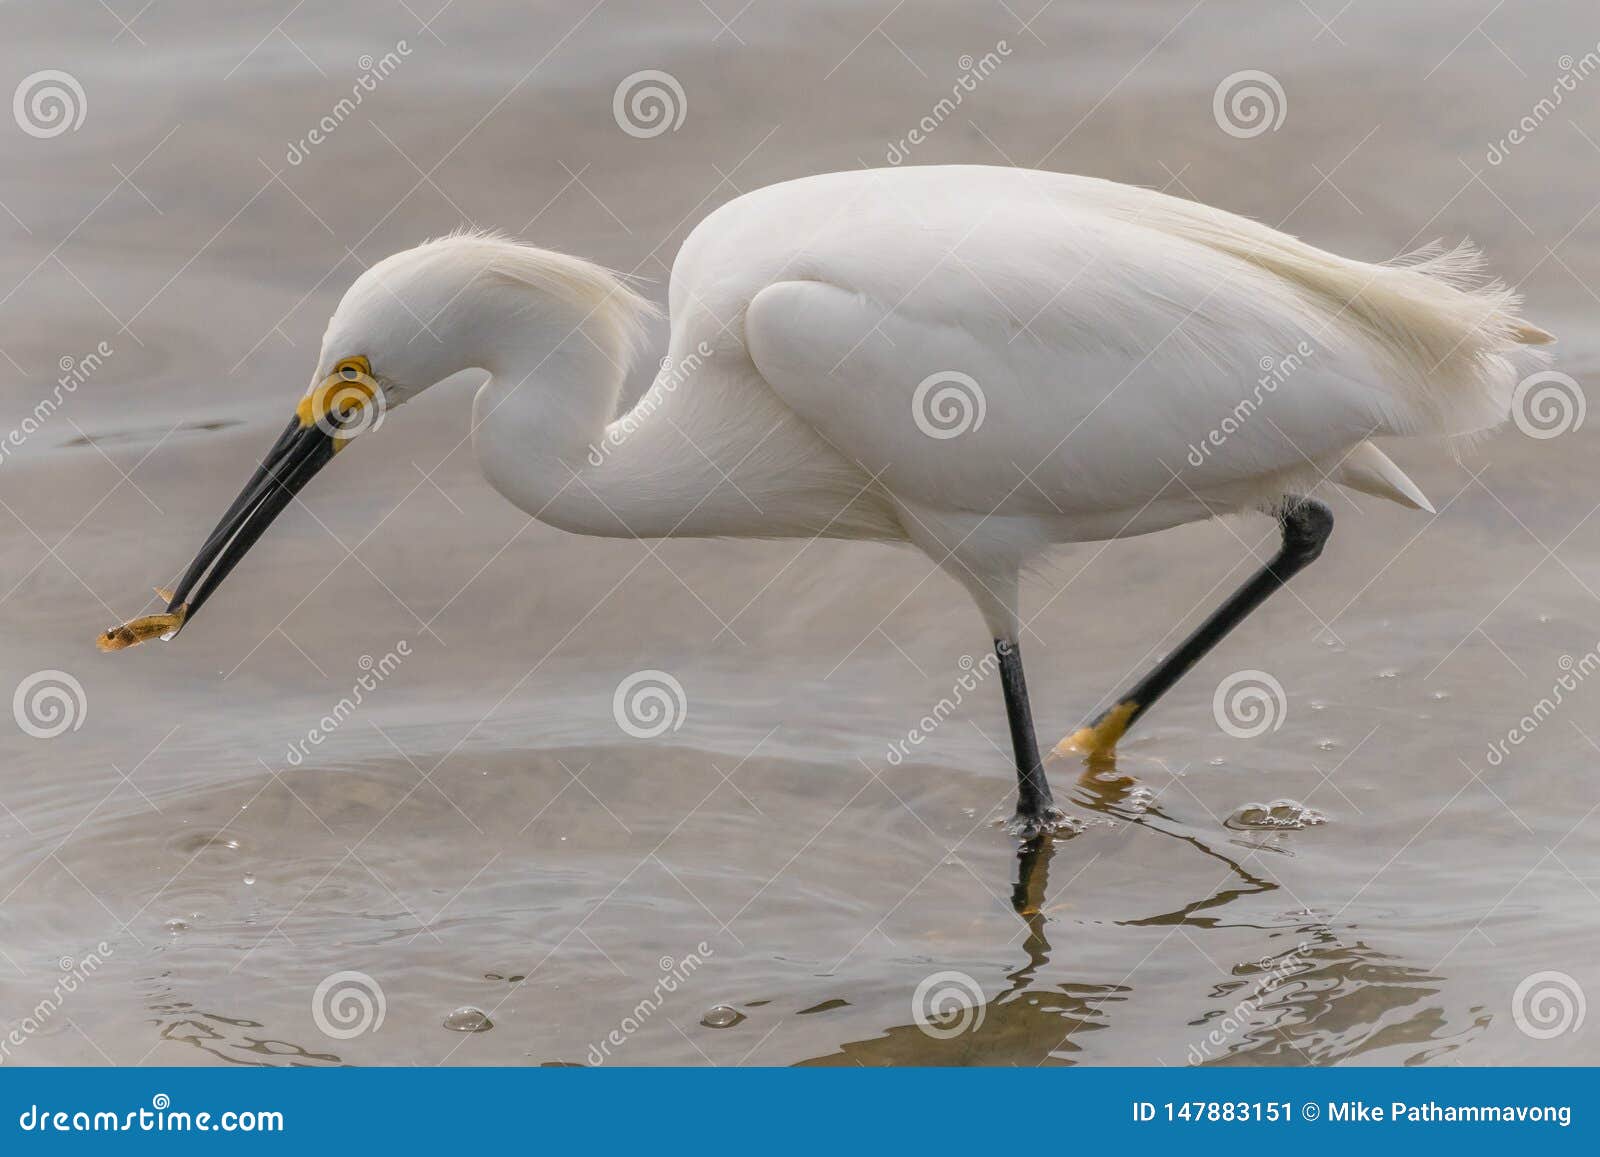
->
[1106,188,1554,438]
[1325,441,1435,512]
[1211,232,1549,437]
[1328,239,1552,436]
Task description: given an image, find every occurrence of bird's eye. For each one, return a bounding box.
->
[331,355,372,382]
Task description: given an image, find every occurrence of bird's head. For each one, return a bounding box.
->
[98,232,652,650]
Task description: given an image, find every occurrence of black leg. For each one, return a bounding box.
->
[995,638,1065,837]
[1061,496,1334,759]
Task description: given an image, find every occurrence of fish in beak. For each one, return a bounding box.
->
[98,357,377,651]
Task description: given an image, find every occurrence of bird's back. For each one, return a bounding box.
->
[659,166,1546,537]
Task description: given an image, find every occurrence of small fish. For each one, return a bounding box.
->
[96,588,188,652]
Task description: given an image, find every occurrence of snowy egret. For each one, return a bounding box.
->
[101,166,1551,838]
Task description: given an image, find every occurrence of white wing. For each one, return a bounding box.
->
[693,167,1542,532]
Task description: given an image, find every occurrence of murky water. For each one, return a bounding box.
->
[2,1,1598,1066]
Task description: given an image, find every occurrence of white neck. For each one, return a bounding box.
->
[469,313,746,539]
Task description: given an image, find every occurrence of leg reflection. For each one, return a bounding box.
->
[1008,835,1053,989]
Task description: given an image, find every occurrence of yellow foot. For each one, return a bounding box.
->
[97,589,187,652]
[1053,700,1138,760]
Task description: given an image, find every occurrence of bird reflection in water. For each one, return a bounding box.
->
[803,752,1486,1066]
[147,983,343,1067]
[139,752,1489,1067]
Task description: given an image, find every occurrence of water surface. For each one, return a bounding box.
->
[1,0,1597,1066]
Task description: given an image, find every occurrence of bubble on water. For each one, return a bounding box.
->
[1315,738,1340,751]
[1377,668,1400,679]
[700,1004,744,1028]
[1124,786,1156,814]
[1427,690,1450,701]
[1226,799,1326,831]
[169,831,243,856]
[1270,799,1323,824]
[1207,757,1226,766]
[242,874,256,886]
[162,918,190,934]
[1309,700,1327,711]
[1231,802,1268,826]
[1538,613,1553,624]
[443,1006,494,1033]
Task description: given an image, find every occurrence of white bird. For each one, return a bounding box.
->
[101,165,1551,838]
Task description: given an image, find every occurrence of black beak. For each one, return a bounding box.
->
[163,416,340,626]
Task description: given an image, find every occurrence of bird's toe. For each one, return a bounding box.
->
[1005,805,1081,841]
